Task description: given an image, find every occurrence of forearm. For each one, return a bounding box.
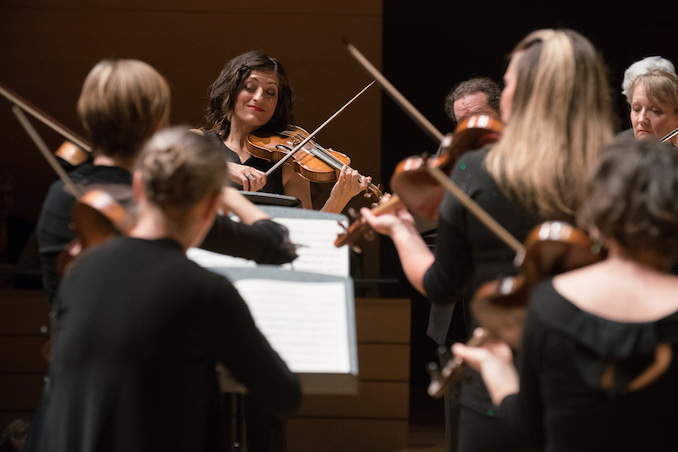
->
[389,221,434,295]
[320,192,351,214]
[221,187,269,224]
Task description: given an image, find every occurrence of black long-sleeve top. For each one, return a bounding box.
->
[500,279,678,451]
[422,149,538,416]
[41,236,301,452]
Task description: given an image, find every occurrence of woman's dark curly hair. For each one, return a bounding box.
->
[204,50,294,139]
[577,139,678,260]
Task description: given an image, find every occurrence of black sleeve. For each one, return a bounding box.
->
[497,292,547,450]
[207,278,302,419]
[199,216,297,265]
[35,182,77,304]
[422,168,474,307]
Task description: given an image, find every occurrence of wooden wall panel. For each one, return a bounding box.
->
[297,381,409,418]
[288,418,409,452]
[358,343,410,381]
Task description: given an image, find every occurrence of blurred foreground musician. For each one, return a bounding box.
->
[363,29,615,451]
[454,139,678,451]
[38,127,301,452]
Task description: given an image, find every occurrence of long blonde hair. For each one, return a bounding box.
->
[485,29,615,222]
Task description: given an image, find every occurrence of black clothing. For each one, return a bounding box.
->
[200,217,297,266]
[500,279,678,451]
[422,149,537,451]
[36,164,133,303]
[36,164,296,304]
[205,131,285,195]
[40,236,300,452]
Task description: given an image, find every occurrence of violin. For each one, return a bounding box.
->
[246,125,384,200]
[426,221,603,398]
[56,190,134,276]
[55,140,91,168]
[334,115,504,248]
[471,221,602,333]
[390,115,503,221]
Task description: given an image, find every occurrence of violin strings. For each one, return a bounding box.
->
[278,129,378,193]
[279,130,347,171]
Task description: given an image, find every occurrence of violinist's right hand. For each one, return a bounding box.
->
[451,329,518,406]
[229,163,267,192]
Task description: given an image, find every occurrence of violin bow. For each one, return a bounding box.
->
[660,126,678,145]
[265,80,376,177]
[11,106,84,199]
[0,82,91,152]
[343,41,524,253]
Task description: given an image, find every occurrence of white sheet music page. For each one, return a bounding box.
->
[234,279,351,374]
[187,217,349,277]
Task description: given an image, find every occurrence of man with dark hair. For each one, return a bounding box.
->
[444,77,501,127]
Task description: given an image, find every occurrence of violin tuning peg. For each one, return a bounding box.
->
[337,221,348,233]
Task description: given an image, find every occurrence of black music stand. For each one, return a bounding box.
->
[238,191,302,208]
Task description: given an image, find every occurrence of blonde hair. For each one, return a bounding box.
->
[485,29,615,222]
[137,127,227,227]
[77,59,171,159]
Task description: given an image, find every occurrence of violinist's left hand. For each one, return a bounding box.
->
[321,164,371,213]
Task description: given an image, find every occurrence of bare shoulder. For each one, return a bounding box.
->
[553,261,678,322]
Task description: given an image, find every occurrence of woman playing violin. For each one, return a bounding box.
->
[453,139,678,452]
[362,29,615,452]
[203,50,371,213]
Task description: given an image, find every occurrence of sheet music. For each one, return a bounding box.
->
[187,216,349,277]
[234,279,351,374]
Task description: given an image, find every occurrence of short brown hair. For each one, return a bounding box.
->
[444,77,501,125]
[578,139,678,258]
[77,59,171,159]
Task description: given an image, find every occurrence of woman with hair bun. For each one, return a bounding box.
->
[39,127,301,452]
